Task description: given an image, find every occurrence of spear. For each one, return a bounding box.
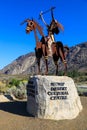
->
[39,7,56,26]
[39,6,56,17]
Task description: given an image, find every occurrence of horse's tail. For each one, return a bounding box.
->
[55,41,69,58]
[64,46,69,58]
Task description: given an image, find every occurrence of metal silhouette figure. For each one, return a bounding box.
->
[21,8,69,75]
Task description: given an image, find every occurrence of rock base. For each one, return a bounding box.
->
[27,75,83,120]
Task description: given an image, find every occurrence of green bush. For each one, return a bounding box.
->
[8,79,27,99]
[67,70,80,78]
[9,79,20,87]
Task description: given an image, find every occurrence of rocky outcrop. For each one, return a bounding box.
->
[0,53,36,75]
[67,42,87,72]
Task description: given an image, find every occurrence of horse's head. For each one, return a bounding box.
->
[20,19,37,34]
[21,18,44,36]
[26,20,36,34]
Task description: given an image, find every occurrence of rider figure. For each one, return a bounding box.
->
[40,7,64,57]
[46,12,64,56]
[47,18,64,43]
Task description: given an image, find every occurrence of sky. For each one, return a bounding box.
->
[0,0,87,69]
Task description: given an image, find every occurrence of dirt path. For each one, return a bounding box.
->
[0,97,87,130]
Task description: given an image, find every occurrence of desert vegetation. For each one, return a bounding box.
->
[0,71,87,99]
[0,74,29,99]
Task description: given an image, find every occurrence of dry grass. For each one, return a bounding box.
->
[0,96,87,130]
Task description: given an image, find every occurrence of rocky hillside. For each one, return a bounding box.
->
[67,42,87,72]
[0,42,87,75]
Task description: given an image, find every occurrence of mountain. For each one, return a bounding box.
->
[0,42,87,75]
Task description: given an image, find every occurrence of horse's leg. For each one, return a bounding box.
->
[56,41,67,75]
[44,56,48,75]
[37,58,41,74]
[63,60,67,76]
[54,60,58,75]
[59,47,67,75]
[35,48,42,75]
[52,43,59,75]
[42,44,48,75]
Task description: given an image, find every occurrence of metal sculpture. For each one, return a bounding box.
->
[21,8,69,75]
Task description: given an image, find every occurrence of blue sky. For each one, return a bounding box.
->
[0,0,87,69]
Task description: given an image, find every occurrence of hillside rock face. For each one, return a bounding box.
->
[0,53,36,75]
[0,42,87,75]
[67,42,87,72]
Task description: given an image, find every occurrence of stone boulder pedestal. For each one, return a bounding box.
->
[27,75,83,120]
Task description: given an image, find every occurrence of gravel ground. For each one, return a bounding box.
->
[0,96,87,130]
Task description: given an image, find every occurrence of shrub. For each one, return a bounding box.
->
[67,70,80,78]
[9,79,20,87]
[12,88,27,99]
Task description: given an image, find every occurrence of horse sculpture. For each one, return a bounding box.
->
[21,13,69,75]
[20,18,49,74]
